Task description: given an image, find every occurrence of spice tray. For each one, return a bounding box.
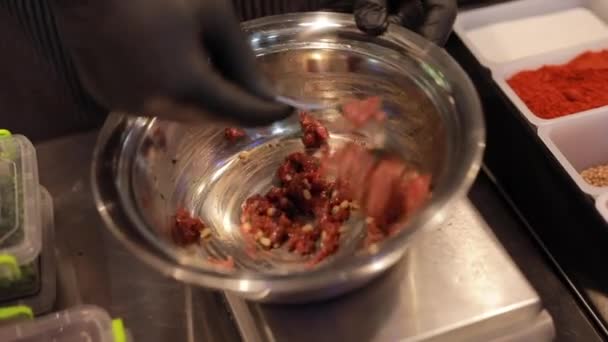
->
[449,1,608,336]
[492,38,608,127]
[454,0,608,127]
[454,0,608,70]
[538,109,608,197]
[597,193,608,222]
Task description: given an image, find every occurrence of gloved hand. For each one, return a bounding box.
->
[327,0,457,45]
[51,0,292,126]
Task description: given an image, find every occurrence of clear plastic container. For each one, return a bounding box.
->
[0,132,42,301]
[6,188,56,314]
[0,305,128,342]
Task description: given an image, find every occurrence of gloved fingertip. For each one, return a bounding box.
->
[395,0,425,31]
[244,103,294,127]
[354,3,388,36]
[231,102,296,127]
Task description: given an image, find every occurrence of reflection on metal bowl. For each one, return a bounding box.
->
[91,12,485,303]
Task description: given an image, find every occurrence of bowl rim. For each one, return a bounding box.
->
[91,12,485,296]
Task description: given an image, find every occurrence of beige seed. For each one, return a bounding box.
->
[581,164,608,187]
[259,237,271,247]
[302,224,314,232]
[368,243,379,254]
[303,189,312,200]
[267,207,277,216]
[241,222,252,232]
[284,174,292,181]
[350,202,360,210]
[255,231,263,239]
[200,228,212,240]
[238,151,250,160]
[331,205,340,215]
[365,217,374,224]
[331,190,339,198]
[340,200,349,209]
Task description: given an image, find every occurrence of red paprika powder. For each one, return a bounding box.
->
[507,50,608,119]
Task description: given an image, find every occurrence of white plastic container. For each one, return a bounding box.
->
[0,305,128,342]
[538,110,608,197]
[597,192,608,222]
[454,0,608,67]
[0,132,43,301]
[492,38,608,127]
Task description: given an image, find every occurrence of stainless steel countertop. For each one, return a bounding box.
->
[35,131,601,341]
[38,132,240,342]
[226,200,554,342]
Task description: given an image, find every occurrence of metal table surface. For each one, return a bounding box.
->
[225,200,553,342]
[37,131,603,341]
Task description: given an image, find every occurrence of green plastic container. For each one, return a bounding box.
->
[0,305,129,342]
[0,133,42,301]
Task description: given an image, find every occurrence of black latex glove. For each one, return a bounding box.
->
[51,0,291,126]
[351,0,457,45]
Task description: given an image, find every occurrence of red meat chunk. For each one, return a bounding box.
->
[342,97,386,127]
[171,208,205,246]
[299,112,329,148]
[225,127,246,142]
[322,142,431,232]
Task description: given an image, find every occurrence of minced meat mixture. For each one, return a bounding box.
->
[241,151,353,265]
[299,112,329,148]
[324,143,431,246]
[342,96,386,127]
[241,99,431,264]
[171,208,206,246]
[173,97,431,267]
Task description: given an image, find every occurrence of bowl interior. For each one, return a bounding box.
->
[109,13,482,280]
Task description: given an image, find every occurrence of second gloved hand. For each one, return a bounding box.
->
[52,0,291,126]
[342,0,457,45]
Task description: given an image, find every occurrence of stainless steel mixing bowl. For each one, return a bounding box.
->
[91,12,485,303]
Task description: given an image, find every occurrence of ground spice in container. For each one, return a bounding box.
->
[508,50,608,119]
[581,163,608,187]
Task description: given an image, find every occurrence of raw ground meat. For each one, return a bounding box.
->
[241,151,353,265]
[299,112,329,148]
[240,97,431,265]
[225,127,246,142]
[240,145,423,265]
[322,142,431,244]
[342,97,386,127]
[171,208,205,246]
